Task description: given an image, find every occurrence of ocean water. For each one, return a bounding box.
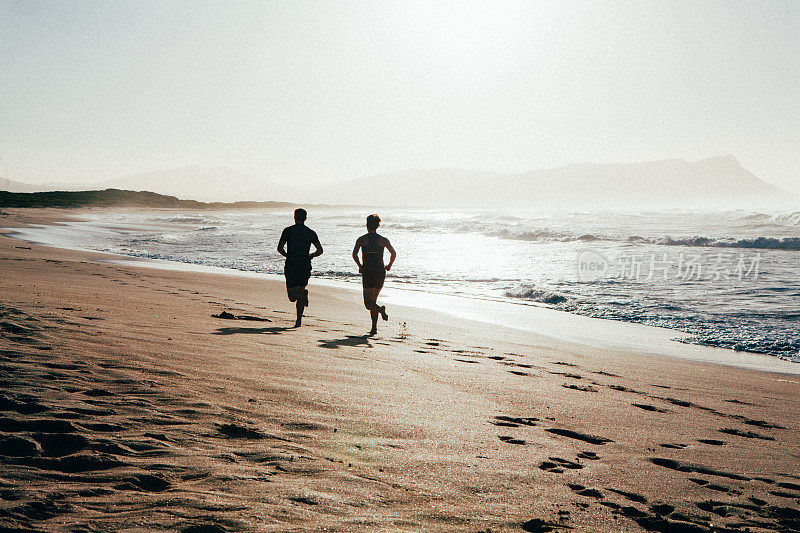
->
[12,207,800,362]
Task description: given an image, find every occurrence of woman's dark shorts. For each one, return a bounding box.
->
[361,269,386,290]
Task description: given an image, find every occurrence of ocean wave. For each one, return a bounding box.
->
[317,270,360,278]
[156,216,211,224]
[382,223,437,231]
[464,226,589,242]
[484,229,800,250]
[505,284,568,304]
[774,212,800,226]
[423,220,800,250]
[645,236,800,250]
[739,212,772,221]
[779,352,800,363]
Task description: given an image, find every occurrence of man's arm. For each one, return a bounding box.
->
[352,237,363,273]
[310,235,323,259]
[384,238,397,272]
[277,230,288,257]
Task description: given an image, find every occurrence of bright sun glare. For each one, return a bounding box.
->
[392,1,560,68]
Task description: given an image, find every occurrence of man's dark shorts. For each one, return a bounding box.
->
[285,262,311,301]
[361,269,386,290]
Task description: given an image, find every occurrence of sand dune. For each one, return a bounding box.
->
[0,209,799,531]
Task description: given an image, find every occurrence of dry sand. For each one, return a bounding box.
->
[0,208,799,532]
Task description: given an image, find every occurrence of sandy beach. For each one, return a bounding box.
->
[1,208,799,532]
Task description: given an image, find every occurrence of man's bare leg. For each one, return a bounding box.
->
[295,299,304,327]
[289,286,307,327]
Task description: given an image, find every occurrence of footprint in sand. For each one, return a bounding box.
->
[562,384,598,393]
[697,439,726,446]
[491,416,539,428]
[568,484,603,498]
[605,487,647,503]
[632,403,669,413]
[550,371,583,379]
[521,518,569,532]
[649,457,749,481]
[648,503,675,516]
[214,423,266,440]
[607,384,641,394]
[705,483,741,495]
[539,457,584,473]
[770,489,800,498]
[545,428,612,445]
[282,421,326,431]
[577,451,599,460]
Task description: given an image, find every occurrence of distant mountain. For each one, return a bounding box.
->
[0,189,296,209]
[3,156,795,209]
[304,156,797,209]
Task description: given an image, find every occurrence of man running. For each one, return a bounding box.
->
[278,208,323,327]
[352,214,396,335]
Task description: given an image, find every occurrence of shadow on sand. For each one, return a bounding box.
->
[318,335,373,350]
[212,326,295,336]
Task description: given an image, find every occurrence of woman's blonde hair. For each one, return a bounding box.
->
[366,214,381,230]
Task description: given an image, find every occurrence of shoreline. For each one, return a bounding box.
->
[3,208,798,376]
[0,207,799,531]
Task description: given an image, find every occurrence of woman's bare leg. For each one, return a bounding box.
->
[375,286,388,320]
[363,287,380,334]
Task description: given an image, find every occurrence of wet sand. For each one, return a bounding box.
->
[1,208,799,532]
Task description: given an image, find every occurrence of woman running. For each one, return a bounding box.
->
[352,214,396,335]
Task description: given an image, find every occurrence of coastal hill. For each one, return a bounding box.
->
[3,156,797,209]
[1,169,293,203]
[0,189,295,209]
[0,178,43,193]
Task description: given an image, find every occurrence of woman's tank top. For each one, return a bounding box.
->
[363,233,384,271]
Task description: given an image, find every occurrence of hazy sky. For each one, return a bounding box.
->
[2,1,799,193]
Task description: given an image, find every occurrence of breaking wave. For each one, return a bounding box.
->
[625,235,800,250]
[774,211,800,226]
[485,228,800,250]
[504,284,569,305]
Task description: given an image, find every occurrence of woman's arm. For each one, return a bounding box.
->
[384,239,396,272]
[352,238,363,273]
